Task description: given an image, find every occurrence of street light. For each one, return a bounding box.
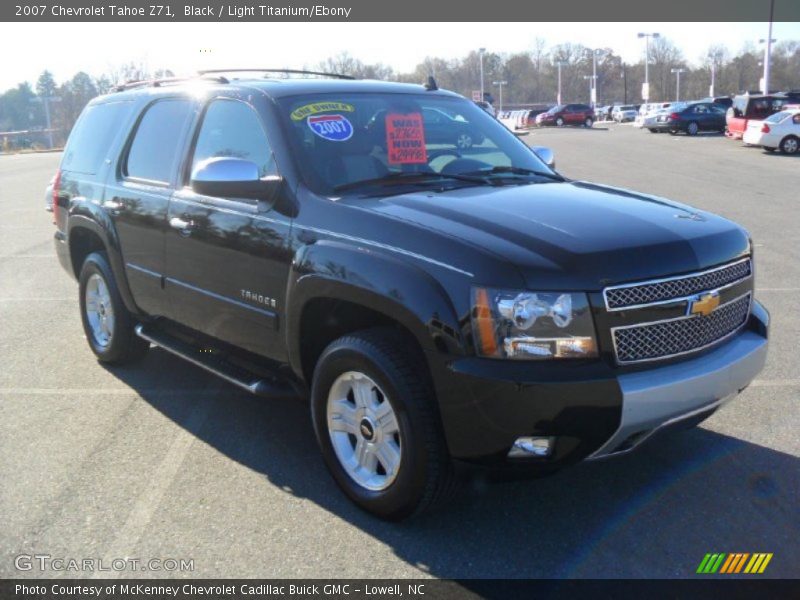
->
[583,75,597,106]
[709,62,715,98]
[479,47,486,102]
[637,32,660,101]
[493,80,508,112]
[555,61,566,105]
[760,0,776,94]
[587,48,604,108]
[671,68,687,101]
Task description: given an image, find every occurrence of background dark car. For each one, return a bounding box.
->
[367,106,485,149]
[535,103,594,127]
[654,101,727,135]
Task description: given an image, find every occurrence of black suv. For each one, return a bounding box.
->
[51,71,768,520]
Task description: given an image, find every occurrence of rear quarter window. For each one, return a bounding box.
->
[61,101,135,175]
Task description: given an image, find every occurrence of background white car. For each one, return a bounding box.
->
[635,102,684,130]
[612,105,638,123]
[743,109,800,154]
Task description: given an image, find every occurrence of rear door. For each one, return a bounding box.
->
[165,96,291,361]
[109,97,195,318]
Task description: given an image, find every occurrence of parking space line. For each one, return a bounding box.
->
[91,395,214,579]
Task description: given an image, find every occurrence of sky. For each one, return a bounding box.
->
[0,21,798,91]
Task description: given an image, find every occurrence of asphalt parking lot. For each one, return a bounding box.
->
[1,124,798,580]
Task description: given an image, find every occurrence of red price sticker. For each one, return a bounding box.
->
[385,112,428,164]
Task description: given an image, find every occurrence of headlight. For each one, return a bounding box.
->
[471,287,598,360]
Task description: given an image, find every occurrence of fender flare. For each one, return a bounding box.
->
[285,239,466,380]
[67,202,141,316]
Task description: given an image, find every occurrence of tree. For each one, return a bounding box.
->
[36,70,57,98]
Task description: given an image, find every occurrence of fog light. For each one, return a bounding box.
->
[508,436,554,458]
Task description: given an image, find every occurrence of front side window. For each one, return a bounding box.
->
[125,99,193,183]
[277,92,554,196]
[191,99,276,178]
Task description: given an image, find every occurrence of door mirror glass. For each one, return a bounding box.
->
[531,146,555,169]
[191,157,281,200]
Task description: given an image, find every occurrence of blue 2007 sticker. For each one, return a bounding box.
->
[307,114,353,142]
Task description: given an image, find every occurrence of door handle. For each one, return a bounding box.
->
[103,199,125,215]
[169,217,194,235]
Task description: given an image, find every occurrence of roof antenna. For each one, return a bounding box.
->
[424,75,438,91]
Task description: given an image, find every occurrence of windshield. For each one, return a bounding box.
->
[277,92,555,196]
[545,105,564,114]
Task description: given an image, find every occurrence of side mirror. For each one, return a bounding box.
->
[531,146,556,169]
[191,157,282,201]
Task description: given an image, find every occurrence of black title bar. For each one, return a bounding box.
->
[3,0,800,22]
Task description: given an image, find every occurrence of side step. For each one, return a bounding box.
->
[135,324,299,398]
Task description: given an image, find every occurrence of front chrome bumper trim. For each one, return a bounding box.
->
[589,327,768,459]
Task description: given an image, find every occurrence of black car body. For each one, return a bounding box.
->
[51,74,768,520]
[652,101,728,135]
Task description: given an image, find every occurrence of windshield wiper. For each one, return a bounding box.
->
[460,166,565,181]
[332,170,491,193]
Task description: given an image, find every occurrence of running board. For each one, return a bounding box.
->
[135,324,298,398]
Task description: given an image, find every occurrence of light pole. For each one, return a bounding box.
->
[556,61,566,105]
[709,62,715,98]
[29,95,62,149]
[760,0,776,94]
[671,68,686,101]
[479,47,486,102]
[583,75,597,106]
[588,48,603,108]
[493,80,508,112]
[637,32,660,102]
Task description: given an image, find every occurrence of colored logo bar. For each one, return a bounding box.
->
[697,553,773,574]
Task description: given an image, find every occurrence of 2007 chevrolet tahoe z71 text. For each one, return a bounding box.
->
[49,70,768,520]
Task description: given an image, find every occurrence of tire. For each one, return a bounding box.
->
[311,327,455,520]
[79,252,149,364]
[779,135,799,155]
[584,117,593,128]
[686,121,699,136]
[555,117,564,127]
[648,128,658,133]
[455,132,473,150]
[764,147,777,153]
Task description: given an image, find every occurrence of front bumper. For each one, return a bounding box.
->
[430,301,768,467]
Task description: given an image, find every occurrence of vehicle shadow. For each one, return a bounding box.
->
[103,348,800,579]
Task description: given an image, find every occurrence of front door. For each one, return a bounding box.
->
[165,97,291,361]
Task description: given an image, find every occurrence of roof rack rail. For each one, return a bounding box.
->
[111,74,229,93]
[197,68,356,80]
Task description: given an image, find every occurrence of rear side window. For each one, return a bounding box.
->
[125,99,193,184]
[62,101,134,175]
[191,99,276,178]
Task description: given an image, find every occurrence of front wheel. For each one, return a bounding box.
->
[779,135,799,154]
[555,117,564,127]
[584,117,593,128]
[311,328,455,520]
[686,121,699,136]
[79,252,149,364]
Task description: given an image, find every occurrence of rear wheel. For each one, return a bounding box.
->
[311,328,455,520]
[555,117,564,127]
[79,252,149,364]
[779,135,799,154]
[686,121,699,136]
[584,117,593,128]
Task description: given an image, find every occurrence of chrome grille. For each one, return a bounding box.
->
[605,259,751,310]
[613,293,751,364]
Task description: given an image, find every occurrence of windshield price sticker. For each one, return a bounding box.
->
[386,112,428,164]
[307,114,354,142]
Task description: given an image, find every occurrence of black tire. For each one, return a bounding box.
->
[78,252,149,364]
[686,121,699,136]
[555,117,564,127]
[310,327,456,520]
[779,135,799,155]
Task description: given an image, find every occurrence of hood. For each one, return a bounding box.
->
[351,181,750,290]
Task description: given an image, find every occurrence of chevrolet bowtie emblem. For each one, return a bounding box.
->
[689,292,721,317]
